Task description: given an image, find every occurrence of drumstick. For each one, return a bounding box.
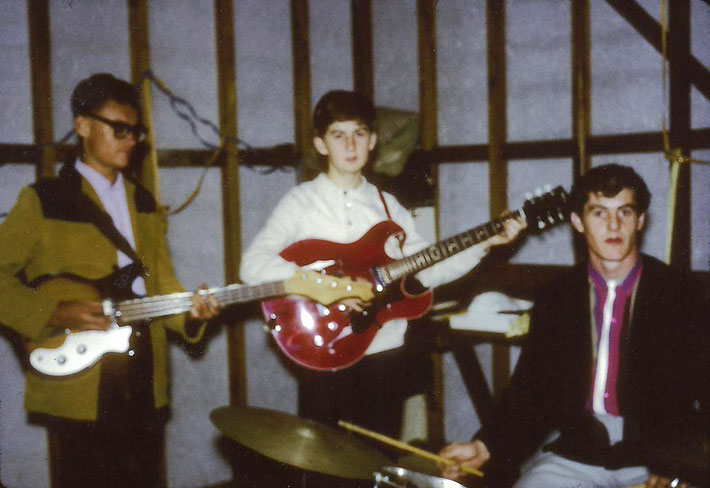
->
[338,420,483,478]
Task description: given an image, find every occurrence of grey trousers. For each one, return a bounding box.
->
[514,414,649,488]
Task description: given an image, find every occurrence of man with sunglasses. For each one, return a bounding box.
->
[0,73,219,488]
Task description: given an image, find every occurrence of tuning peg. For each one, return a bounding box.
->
[534,188,543,196]
[544,184,552,192]
[538,220,546,229]
[525,192,533,200]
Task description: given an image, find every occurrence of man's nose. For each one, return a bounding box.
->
[608,213,620,230]
[346,135,355,150]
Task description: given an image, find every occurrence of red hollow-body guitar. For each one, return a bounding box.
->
[262,186,569,371]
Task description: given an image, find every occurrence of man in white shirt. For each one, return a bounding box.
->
[241,90,526,440]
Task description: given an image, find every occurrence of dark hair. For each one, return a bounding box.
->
[569,163,651,215]
[71,73,141,118]
[313,90,376,136]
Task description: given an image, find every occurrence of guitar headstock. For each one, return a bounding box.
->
[522,185,570,233]
[284,271,374,305]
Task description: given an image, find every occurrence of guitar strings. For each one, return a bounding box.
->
[115,282,287,322]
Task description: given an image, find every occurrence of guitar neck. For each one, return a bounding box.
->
[114,281,286,323]
[377,209,524,285]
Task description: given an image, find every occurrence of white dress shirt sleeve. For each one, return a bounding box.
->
[240,190,303,285]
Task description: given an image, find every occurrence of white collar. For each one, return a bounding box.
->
[75,159,124,194]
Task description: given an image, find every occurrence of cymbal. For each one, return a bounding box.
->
[210,406,392,479]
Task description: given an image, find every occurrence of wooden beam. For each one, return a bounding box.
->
[668,0,691,268]
[4,128,710,167]
[485,0,510,399]
[291,0,313,181]
[605,0,710,102]
[351,0,374,101]
[27,0,55,180]
[127,0,160,201]
[214,0,246,408]
[417,0,442,445]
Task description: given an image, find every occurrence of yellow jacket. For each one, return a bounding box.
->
[0,164,205,421]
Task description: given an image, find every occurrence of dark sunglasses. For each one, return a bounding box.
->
[85,113,148,142]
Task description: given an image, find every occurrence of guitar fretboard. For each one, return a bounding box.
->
[377,210,523,285]
[114,281,287,323]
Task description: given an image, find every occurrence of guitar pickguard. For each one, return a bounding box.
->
[29,324,133,376]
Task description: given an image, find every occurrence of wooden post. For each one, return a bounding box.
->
[352,0,374,101]
[28,0,55,179]
[486,0,510,398]
[291,0,313,181]
[417,0,443,444]
[668,0,691,268]
[127,0,160,201]
[214,0,246,408]
[571,0,591,260]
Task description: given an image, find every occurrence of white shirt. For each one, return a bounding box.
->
[241,173,487,354]
[75,160,147,296]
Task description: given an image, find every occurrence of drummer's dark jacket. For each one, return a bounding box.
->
[0,163,206,421]
[476,255,710,486]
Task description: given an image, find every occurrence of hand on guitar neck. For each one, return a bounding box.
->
[478,211,527,252]
[47,286,220,332]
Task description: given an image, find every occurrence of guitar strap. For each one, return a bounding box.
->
[60,164,148,276]
[377,187,406,252]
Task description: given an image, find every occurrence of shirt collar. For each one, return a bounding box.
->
[74,158,124,194]
[315,172,367,197]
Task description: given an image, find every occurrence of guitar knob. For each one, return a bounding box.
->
[57,355,67,365]
[76,344,87,354]
[330,281,338,288]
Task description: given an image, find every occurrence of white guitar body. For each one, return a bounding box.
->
[29,324,133,376]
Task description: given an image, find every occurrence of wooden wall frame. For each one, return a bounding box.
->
[4,0,709,458]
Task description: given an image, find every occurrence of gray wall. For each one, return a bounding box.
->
[1,1,709,487]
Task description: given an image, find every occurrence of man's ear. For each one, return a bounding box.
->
[313,136,328,156]
[74,116,89,139]
[637,212,646,231]
[368,133,377,151]
[570,212,585,234]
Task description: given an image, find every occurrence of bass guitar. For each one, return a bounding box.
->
[261,186,569,371]
[28,268,373,376]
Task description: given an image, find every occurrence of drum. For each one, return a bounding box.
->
[374,467,467,488]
